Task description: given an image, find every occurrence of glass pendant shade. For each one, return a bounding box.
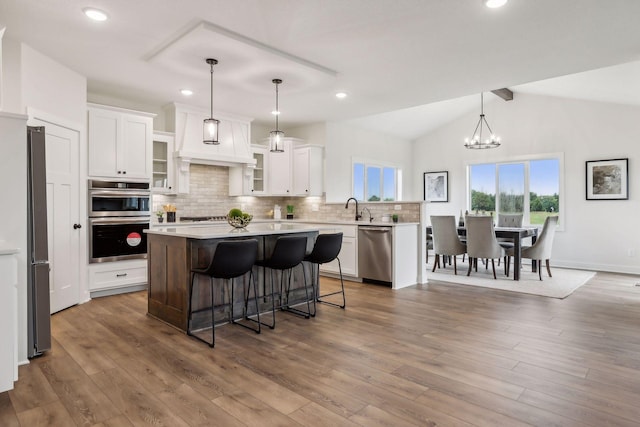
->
[464,92,501,149]
[269,130,285,152]
[203,118,219,145]
[203,58,220,145]
[270,78,284,152]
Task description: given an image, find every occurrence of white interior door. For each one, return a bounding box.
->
[33,119,80,314]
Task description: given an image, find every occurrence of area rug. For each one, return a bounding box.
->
[427,259,595,299]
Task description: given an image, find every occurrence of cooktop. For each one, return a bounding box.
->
[179,216,227,222]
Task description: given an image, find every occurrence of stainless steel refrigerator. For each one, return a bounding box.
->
[27,126,51,358]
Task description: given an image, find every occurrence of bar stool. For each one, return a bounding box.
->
[304,232,345,311]
[255,235,309,329]
[187,239,259,347]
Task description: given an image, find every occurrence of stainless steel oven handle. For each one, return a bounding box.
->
[89,190,151,197]
[89,217,150,225]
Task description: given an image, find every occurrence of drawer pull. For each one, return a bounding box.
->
[116,273,128,277]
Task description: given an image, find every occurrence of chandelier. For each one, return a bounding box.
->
[464,92,501,149]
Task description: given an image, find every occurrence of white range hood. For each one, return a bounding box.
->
[165,103,256,193]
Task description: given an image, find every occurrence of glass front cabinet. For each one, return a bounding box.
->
[152,131,175,193]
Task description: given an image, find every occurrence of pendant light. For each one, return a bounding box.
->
[269,78,284,152]
[203,58,220,145]
[464,92,501,149]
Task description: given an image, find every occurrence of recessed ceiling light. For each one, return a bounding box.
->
[484,0,507,8]
[83,7,108,21]
[271,110,280,115]
[180,89,193,96]
[335,92,347,99]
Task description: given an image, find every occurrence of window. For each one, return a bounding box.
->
[353,161,401,201]
[468,156,561,225]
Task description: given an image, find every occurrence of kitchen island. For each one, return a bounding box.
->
[145,223,331,332]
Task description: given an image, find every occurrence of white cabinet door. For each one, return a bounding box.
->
[251,147,268,195]
[321,236,357,276]
[88,108,119,177]
[0,253,18,392]
[293,145,323,196]
[121,114,152,179]
[268,140,292,196]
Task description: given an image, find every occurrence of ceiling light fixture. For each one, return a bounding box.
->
[83,7,108,21]
[335,92,347,99]
[203,58,220,145]
[269,79,285,152]
[180,89,193,96]
[484,0,508,8]
[464,92,501,149]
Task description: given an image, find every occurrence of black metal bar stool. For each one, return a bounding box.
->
[255,235,309,329]
[304,232,345,311]
[187,239,259,347]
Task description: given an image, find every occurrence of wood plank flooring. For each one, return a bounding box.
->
[2,272,640,426]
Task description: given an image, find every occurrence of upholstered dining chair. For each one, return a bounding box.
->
[465,215,507,279]
[496,213,524,265]
[430,215,467,275]
[506,215,558,280]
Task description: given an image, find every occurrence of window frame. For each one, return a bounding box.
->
[466,152,564,230]
[352,158,402,202]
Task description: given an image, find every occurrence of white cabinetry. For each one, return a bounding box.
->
[88,104,154,180]
[229,145,268,196]
[317,225,358,277]
[89,259,147,296]
[293,145,323,196]
[152,131,175,193]
[268,139,293,195]
[0,250,18,392]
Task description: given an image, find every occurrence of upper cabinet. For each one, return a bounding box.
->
[293,145,323,196]
[229,138,324,197]
[268,139,293,196]
[152,131,175,193]
[88,104,154,180]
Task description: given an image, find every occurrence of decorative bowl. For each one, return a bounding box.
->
[227,214,252,228]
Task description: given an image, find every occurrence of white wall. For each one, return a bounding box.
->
[325,121,414,203]
[286,122,327,147]
[413,93,640,274]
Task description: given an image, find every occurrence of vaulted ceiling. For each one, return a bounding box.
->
[2,0,640,138]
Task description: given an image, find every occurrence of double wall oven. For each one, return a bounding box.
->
[89,180,150,263]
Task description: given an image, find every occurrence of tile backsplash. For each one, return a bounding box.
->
[153,164,421,222]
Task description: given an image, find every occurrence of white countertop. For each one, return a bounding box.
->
[150,218,419,228]
[145,222,339,239]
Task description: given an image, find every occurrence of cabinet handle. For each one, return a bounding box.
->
[116,273,128,277]
[123,171,127,174]
[73,223,82,229]
[117,171,122,174]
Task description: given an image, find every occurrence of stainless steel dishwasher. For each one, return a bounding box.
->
[358,226,392,283]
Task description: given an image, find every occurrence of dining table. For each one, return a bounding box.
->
[426,225,539,281]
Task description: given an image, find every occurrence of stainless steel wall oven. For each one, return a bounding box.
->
[89,180,151,263]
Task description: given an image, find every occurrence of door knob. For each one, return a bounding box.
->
[73,223,82,229]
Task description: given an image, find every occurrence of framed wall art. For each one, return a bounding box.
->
[586,158,628,200]
[423,171,448,202]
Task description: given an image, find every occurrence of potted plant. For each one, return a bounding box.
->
[286,205,295,220]
[156,210,165,223]
[392,214,399,223]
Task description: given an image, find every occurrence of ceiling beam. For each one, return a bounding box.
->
[491,88,514,101]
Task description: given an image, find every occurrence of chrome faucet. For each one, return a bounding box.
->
[362,207,373,222]
[345,197,361,221]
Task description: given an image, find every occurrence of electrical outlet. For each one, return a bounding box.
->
[312,204,319,212]
[394,204,402,210]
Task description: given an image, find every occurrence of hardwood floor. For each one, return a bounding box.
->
[2,272,640,426]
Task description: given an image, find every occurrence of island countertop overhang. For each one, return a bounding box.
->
[144,222,338,239]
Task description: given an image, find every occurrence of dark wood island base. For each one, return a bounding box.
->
[146,224,323,332]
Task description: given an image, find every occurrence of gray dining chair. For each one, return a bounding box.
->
[496,213,523,264]
[506,215,558,280]
[465,215,507,279]
[430,215,467,275]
